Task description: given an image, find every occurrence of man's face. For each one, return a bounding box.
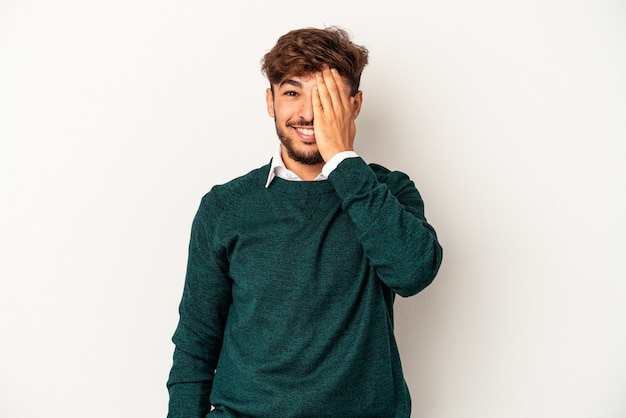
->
[266,74,324,166]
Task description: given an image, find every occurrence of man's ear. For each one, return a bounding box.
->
[352,91,363,118]
[266,88,275,118]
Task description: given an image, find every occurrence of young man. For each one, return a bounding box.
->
[167,26,443,418]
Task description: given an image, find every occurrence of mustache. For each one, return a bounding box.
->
[286,119,314,127]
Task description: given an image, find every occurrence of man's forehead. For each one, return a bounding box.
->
[275,72,350,89]
[277,74,315,87]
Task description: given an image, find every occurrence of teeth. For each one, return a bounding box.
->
[297,128,314,135]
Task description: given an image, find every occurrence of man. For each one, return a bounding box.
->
[167,26,443,418]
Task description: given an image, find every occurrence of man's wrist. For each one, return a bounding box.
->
[322,151,359,177]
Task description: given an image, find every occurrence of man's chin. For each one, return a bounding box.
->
[286,147,324,166]
[277,130,324,165]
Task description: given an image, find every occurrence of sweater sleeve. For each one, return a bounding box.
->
[167,193,232,417]
[328,157,443,297]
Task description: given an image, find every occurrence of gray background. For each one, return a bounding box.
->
[1,0,624,416]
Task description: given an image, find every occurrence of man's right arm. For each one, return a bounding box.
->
[167,194,232,418]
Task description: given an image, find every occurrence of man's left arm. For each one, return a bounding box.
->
[329,157,442,296]
[313,67,442,295]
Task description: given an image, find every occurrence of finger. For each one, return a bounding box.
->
[321,68,345,112]
[315,71,332,116]
[329,68,354,113]
[312,85,324,120]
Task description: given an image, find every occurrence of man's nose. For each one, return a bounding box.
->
[299,97,314,121]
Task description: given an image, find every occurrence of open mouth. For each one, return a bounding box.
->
[294,126,315,142]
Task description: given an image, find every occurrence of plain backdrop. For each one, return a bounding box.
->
[1,1,625,417]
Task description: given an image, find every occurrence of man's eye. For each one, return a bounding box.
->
[284,91,298,97]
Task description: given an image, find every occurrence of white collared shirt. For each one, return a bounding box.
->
[265,144,358,188]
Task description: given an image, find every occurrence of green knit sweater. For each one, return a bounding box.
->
[167,157,442,418]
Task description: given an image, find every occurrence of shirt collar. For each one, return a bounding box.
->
[265,144,327,188]
[265,145,293,188]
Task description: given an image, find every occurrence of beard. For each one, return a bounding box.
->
[275,120,324,166]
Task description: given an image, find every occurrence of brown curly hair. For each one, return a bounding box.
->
[261,26,369,96]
